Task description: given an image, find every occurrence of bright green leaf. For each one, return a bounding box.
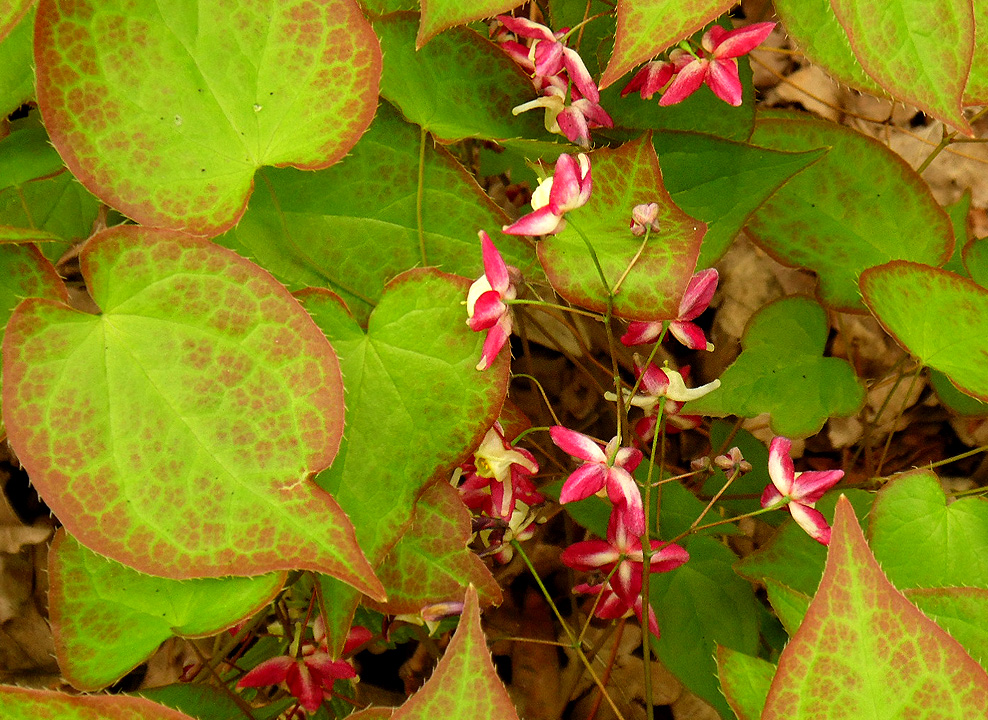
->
[869,470,988,589]
[653,131,825,266]
[0,243,67,437]
[599,0,734,89]
[3,227,382,598]
[747,114,954,311]
[716,646,775,720]
[371,482,502,614]
[943,190,972,278]
[539,134,704,319]
[0,124,66,191]
[963,236,988,287]
[965,4,988,103]
[34,0,381,235]
[1,686,197,720]
[828,0,973,132]
[762,497,988,717]
[0,4,34,117]
[391,585,519,720]
[685,296,865,437]
[417,0,524,48]
[735,489,874,597]
[375,12,550,142]
[929,368,988,416]
[49,530,284,691]
[299,273,508,652]
[861,261,988,401]
[772,0,885,95]
[903,587,988,674]
[764,579,811,635]
[221,102,537,325]
[651,535,760,719]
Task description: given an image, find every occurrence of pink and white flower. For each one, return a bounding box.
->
[503,153,592,236]
[550,426,645,535]
[459,421,542,520]
[620,268,719,351]
[466,231,518,371]
[563,514,688,637]
[512,84,613,148]
[621,50,694,100]
[659,23,776,107]
[760,437,844,545]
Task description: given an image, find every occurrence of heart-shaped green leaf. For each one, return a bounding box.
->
[772,0,885,95]
[391,585,520,720]
[650,535,760,719]
[902,587,988,673]
[376,12,550,142]
[764,579,811,636]
[0,243,67,437]
[417,0,524,48]
[1,686,197,720]
[747,114,954,311]
[3,227,381,598]
[716,646,775,720]
[735,490,874,597]
[963,236,988,287]
[861,261,988,401]
[370,481,501,613]
[0,3,34,117]
[869,470,988,589]
[539,134,704,319]
[930,368,988,415]
[35,0,381,236]
[221,102,537,324]
[828,0,973,133]
[652,131,825,266]
[49,530,284,690]
[762,496,988,718]
[0,123,66,191]
[685,296,865,437]
[298,273,508,651]
[599,0,735,89]
[137,685,245,720]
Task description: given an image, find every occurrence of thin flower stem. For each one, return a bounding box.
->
[585,619,626,720]
[567,218,611,296]
[922,443,988,471]
[850,355,910,472]
[876,364,924,476]
[687,466,741,533]
[185,639,259,720]
[505,297,605,319]
[417,126,428,265]
[512,373,563,426]
[915,108,988,174]
[577,561,623,646]
[510,425,554,445]
[611,225,651,296]
[640,400,666,720]
[512,540,629,720]
[559,11,610,45]
[490,636,573,648]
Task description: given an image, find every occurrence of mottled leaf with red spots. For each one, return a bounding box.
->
[599,0,734,89]
[49,530,285,691]
[370,482,502,615]
[2,226,382,598]
[1,686,197,720]
[762,496,988,718]
[538,134,704,320]
[34,0,381,236]
[417,0,524,48]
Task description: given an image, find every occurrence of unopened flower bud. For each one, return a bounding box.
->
[714,447,752,473]
[630,202,660,236]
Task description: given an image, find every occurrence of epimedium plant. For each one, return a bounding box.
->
[2,0,988,719]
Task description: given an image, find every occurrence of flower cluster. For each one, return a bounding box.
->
[237,618,371,713]
[494,15,613,146]
[459,421,542,521]
[761,437,843,544]
[623,23,775,107]
[562,514,688,637]
[466,230,518,370]
[503,152,592,236]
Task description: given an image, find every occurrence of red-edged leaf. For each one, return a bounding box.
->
[762,496,988,717]
[1,685,197,720]
[369,482,502,615]
[829,0,974,133]
[0,0,32,41]
[599,0,735,89]
[391,585,520,720]
[417,0,525,48]
[538,134,704,319]
[34,0,381,236]
[2,227,382,597]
